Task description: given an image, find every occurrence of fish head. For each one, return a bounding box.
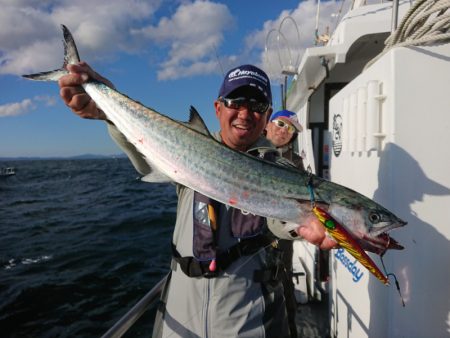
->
[328,203,407,254]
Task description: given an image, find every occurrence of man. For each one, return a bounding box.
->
[58,63,336,337]
[265,109,304,337]
[265,109,304,170]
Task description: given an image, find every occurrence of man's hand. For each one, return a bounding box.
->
[296,215,338,250]
[58,62,114,120]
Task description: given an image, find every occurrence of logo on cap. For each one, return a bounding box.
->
[228,68,269,84]
[218,64,272,104]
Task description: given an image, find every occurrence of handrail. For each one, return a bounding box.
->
[391,0,400,32]
[101,273,169,338]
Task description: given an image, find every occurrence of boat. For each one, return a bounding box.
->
[100,1,450,337]
[0,167,16,177]
[284,1,450,337]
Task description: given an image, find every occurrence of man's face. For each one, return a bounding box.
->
[215,87,271,151]
[265,119,295,147]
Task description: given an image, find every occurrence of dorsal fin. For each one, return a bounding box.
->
[186,106,211,136]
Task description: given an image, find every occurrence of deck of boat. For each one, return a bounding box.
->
[295,295,330,338]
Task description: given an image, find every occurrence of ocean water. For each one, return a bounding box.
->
[0,158,176,337]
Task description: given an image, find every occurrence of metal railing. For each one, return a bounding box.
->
[101,273,169,338]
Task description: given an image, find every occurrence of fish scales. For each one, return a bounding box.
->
[92,81,310,222]
[88,81,307,217]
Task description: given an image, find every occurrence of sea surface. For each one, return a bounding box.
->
[0,158,176,337]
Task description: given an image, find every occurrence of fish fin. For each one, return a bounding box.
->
[61,24,81,66]
[22,69,69,81]
[185,106,211,136]
[22,24,80,81]
[141,171,172,183]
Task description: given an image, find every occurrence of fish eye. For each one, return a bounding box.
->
[368,212,381,224]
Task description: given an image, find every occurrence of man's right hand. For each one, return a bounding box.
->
[58,61,114,120]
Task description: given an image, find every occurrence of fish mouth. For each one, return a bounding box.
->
[363,231,405,255]
[362,219,407,254]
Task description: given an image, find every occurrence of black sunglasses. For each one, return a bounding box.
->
[219,97,270,114]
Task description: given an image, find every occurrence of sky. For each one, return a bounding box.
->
[0,0,345,157]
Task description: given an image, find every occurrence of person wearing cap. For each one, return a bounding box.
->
[266,110,304,170]
[265,109,304,337]
[58,62,336,337]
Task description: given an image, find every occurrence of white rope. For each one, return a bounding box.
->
[366,0,450,69]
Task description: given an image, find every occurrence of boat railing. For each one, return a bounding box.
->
[100,273,168,338]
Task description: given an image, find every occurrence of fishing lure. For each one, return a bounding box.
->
[305,174,390,285]
[312,204,406,306]
[312,205,390,285]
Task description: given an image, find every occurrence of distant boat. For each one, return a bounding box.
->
[0,167,16,177]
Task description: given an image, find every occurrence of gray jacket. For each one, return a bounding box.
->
[108,124,290,338]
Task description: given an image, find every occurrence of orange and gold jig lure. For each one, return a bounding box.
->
[312,205,390,285]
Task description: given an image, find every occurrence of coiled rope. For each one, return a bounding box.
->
[366,0,450,68]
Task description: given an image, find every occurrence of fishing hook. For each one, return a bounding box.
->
[380,255,406,307]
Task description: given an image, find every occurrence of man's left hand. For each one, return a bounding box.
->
[296,215,338,250]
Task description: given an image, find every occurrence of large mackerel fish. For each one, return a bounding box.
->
[23,25,406,259]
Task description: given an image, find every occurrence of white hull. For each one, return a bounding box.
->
[328,42,450,338]
[287,1,450,337]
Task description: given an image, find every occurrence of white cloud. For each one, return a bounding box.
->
[0,0,349,82]
[133,0,234,80]
[0,99,34,117]
[244,0,350,83]
[35,95,57,106]
[157,60,218,81]
[0,0,160,75]
[0,0,234,80]
[0,95,56,117]
[1,39,62,75]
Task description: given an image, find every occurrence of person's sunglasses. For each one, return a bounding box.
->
[219,97,270,114]
[272,119,296,133]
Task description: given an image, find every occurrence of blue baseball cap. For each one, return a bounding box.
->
[269,110,303,132]
[218,64,272,104]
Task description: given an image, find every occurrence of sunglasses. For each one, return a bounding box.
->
[272,119,296,133]
[219,97,270,114]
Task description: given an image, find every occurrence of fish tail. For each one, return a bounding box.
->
[22,25,80,81]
